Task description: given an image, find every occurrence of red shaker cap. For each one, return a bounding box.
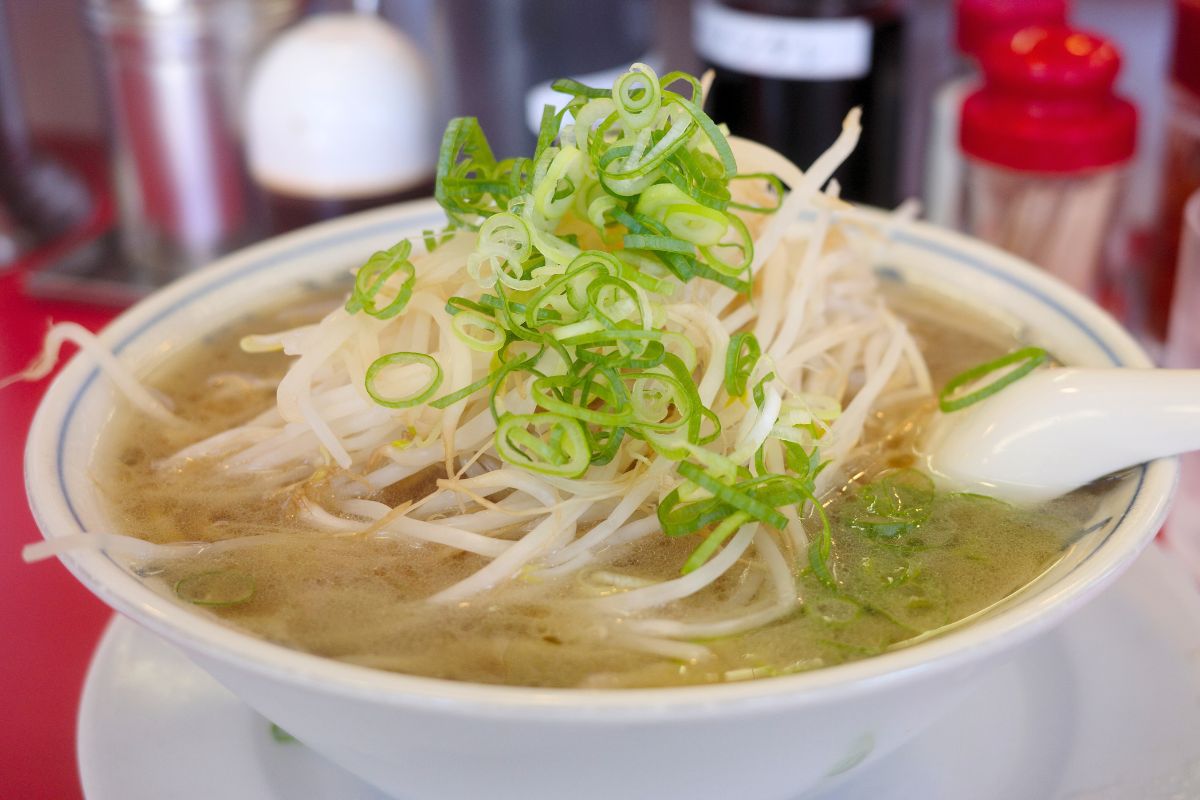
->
[1172,0,1200,98]
[955,0,1070,57]
[960,26,1137,173]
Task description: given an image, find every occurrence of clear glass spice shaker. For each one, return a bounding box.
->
[85,0,301,285]
[923,0,1069,229]
[959,26,1137,299]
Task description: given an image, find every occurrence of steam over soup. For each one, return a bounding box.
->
[42,64,1112,689]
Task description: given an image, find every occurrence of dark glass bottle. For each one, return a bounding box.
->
[437,0,654,157]
[696,0,908,207]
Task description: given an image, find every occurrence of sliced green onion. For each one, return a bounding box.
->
[661,151,731,211]
[752,371,775,408]
[270,724,297,744]
[494,413,590,477]
[663,204,730,246]
[622,233,695,254]
[445,296,495,317]
[532,146,585,222]
[365,352,443,409]
[676,462,788,530]
[430,373,493,410]
[533,104,563,163]
[807,500,836,589]
[662,91,737,178]
[939,347,1049,412]
[658,490,727,537]
[627,371,694,431]
[658,70,703,103]
[848,469,936,539]
[175,570,255,607]
[451,310,507,352]
[531,372,632,427]
[682,511,750,574]
[345,240,415,320]
[435,117,503,228]
[613,63,662,131]
[727,172,786,213]
[550,77,611,99]
[422,224,458,252]
[698,212,753,278]
[586,275,644,329]
[696,405,722,446]
[782,441,826,483]
[724,332,761,398]
[585,425,627,466]
[478,212,533,263]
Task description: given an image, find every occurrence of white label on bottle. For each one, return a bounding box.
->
[525,54,663,135]
[693,2,873,81]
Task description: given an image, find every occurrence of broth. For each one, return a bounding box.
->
[97,284,1105,689]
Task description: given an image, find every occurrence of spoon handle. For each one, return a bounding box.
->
[927,368,1200,504]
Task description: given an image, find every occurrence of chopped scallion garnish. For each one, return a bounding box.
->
[175,570,255,607]
[346,63,865,578]
[939,347,1049,413]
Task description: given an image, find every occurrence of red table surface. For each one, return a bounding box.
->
[2,141,121,800]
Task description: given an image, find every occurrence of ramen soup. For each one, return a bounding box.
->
[96,290,1103,689]
[33,65,1109,688]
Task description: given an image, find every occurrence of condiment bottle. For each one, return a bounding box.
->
[86,0,300,284]
[924,0,1069,229]
[436,0,654,158]
[1145,0,1200,346]
[695,0,907,208]
[959,26,1136,298]
[0,2,91,264]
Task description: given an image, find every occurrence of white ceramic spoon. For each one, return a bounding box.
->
[924,368,1200,504]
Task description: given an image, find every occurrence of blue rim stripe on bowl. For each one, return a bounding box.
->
[893,230,1122,365]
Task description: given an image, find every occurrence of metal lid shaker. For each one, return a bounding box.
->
[85,0,300,285]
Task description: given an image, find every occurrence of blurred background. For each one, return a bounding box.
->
[0,0,1181,344]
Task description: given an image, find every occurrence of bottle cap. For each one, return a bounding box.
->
[955,0,1070,57]
[1172,0,1200,98]
[960,26,1137,173]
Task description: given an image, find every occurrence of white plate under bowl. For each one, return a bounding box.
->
[79,545,1200,800]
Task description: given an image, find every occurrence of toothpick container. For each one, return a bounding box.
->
[959,26,1136,299]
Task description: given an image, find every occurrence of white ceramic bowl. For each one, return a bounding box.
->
[26,201,1176,800]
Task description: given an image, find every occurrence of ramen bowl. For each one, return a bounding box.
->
[25,201,1175,800]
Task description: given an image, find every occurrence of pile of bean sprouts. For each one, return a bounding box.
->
[23,65,933,662]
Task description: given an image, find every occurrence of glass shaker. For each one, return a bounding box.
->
[923,0,1068,229]
[959,26,1136,299]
